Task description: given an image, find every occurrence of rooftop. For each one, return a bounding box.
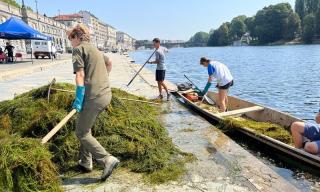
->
[53,14,83,21]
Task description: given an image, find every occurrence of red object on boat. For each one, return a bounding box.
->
[184,93,199,102]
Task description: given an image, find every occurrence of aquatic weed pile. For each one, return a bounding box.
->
[0,83,193,191]
[0,131,62,192]
[221,117,292,144]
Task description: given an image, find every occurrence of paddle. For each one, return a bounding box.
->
[184,74,215,105]
[127,49,157,87]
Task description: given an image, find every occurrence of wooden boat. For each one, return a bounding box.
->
[174,90,320,169]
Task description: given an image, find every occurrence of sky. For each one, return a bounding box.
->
[23,0,295,40]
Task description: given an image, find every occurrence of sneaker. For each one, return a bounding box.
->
[78,159,93,173]
[157,95,164,100]
[167,93,171,101]
[101,156,120,181]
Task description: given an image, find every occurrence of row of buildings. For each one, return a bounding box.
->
[0,0,135,53]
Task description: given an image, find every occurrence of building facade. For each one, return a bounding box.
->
[0,1,70,52]
[106,24,117,49]
[0,1,134,53]
[116,31,134,50]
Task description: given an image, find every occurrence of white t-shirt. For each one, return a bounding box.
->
[207,61,233,86]
[155,46,168,70]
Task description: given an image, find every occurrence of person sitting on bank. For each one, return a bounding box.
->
[148,38,170,101]
[291,113,320,155]
[67,24,119,181]
[5,42,14,62]
[199,57,234,112]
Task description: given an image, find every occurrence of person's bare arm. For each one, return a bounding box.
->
[208,76,214,83]
[316,113,320,124]
[75,69,85,86]
[105,58,112,73]
[104,55,112,73]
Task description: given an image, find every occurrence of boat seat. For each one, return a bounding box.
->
[217,106,264,118]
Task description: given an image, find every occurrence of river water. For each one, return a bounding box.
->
[130,45,320,191]
[131,45,320,121]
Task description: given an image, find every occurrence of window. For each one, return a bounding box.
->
[35,42,40,45]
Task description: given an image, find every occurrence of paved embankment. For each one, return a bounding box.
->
[0,53,301,192]
[0,54,71,81]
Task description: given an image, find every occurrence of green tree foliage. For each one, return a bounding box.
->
[302,14,316,43]
[295,0,320,41]
[1,0,20,8]
[230,15,247,40]
[191,2,302,46]
[188,31,209,45]
[295,0,306,20]
[254,3,300,43]
[208,22,231,46]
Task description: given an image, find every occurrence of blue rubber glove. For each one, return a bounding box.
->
[194,87,201,94]
[72,86,85,112]
[200,82,212,96]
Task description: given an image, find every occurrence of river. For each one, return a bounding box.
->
[130,45,320,191]
[131,45,320,121]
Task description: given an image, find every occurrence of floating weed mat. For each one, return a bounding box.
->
[220,117,292,144]
[0,83,193,191]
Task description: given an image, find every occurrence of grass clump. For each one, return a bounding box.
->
[181,128,197,132]
[0,83,193,190]
[221,117,292,144]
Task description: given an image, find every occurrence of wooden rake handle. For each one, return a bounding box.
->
[41,109,77,144]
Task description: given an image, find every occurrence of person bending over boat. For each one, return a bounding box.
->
[291,114,320,154]
[68,24,119,181]
[199,57,234,112]
[148,38,170,101]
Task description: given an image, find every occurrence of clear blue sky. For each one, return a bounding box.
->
[23,0,295,40]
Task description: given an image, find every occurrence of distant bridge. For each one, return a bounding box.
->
[135,41,206,49]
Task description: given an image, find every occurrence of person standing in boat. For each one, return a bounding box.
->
[199,57,234,112]
[148,38,170,101]
[291,114,320,154]
[68,24,119,181]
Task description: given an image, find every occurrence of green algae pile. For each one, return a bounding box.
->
[221,117,292,144]
[0,83,193,191]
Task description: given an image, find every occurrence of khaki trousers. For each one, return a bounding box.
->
[75,92,111,166]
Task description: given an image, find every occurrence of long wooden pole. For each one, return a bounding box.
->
[127,49,157,87]
[119,98,160,105]
[41,109,77,144]
[51,89,160,105]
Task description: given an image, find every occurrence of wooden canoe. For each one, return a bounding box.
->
[175,90,320,169]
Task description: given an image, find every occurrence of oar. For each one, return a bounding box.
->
[184,74,215,105]
[184,74,201,91]
[41,109,77,144]
[127,49,157,87]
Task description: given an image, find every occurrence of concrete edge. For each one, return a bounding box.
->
[0,59,70,81]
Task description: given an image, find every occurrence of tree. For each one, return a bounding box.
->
[295,0,305,20]
[189,32,209,45]
[207,22,231,46]
[254,3,300,43]
[315,7,320,35]
[302,14,316,43]
[230,15,247,40]
[245,17,256,37]
[2,0,20,8]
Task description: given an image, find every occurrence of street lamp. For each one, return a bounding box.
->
[35,0,39,29]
